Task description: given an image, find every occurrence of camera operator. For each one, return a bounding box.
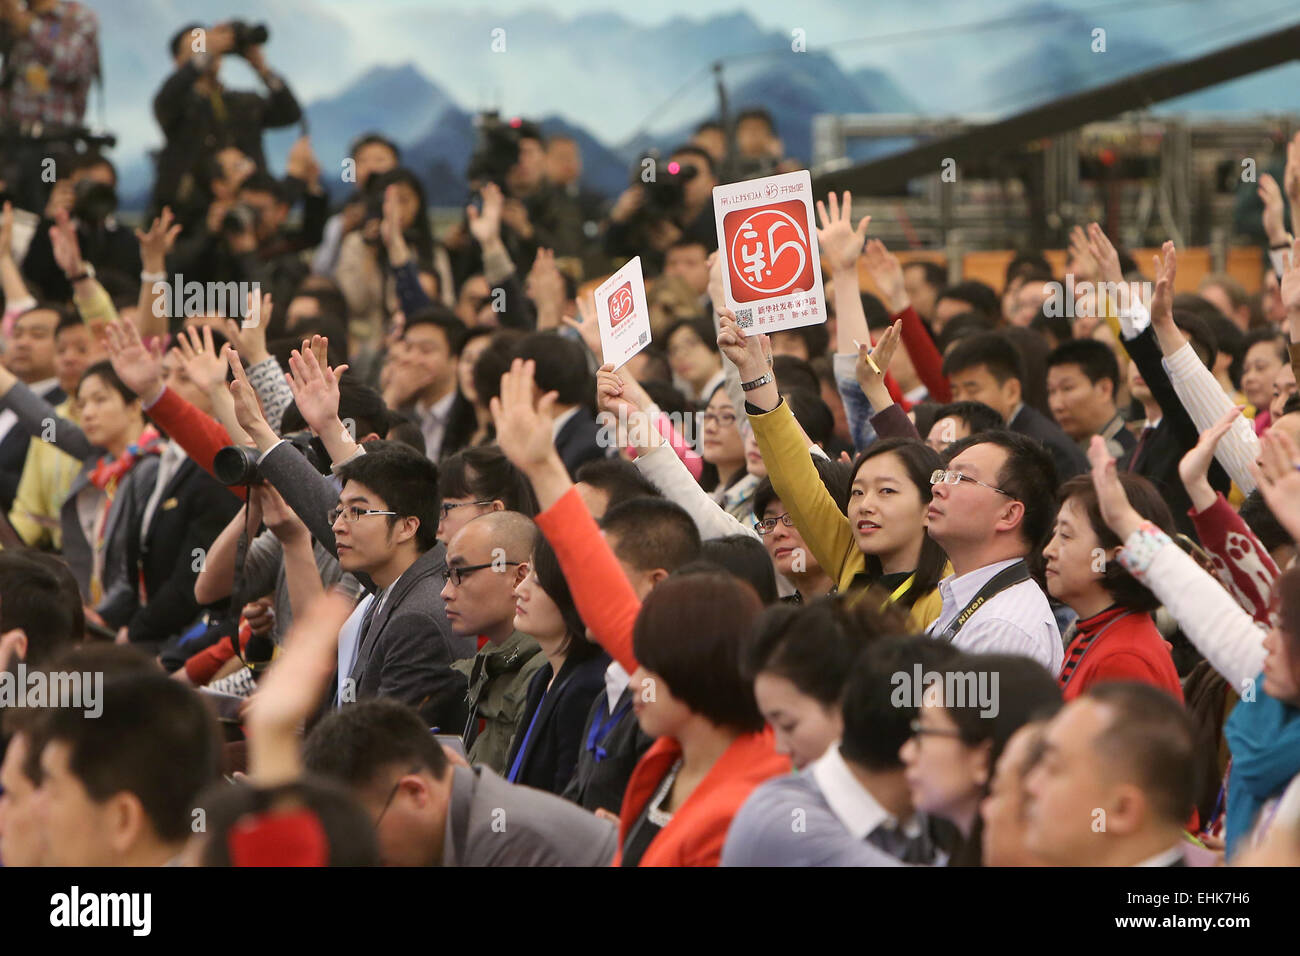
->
[311,133,400,278]
[169,140,327,337]
[21,152,139,301]
[151,20,302,218]
[0,0,102,214]
[604,144,717,276]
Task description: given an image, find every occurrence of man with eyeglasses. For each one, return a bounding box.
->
[924,430,1063,672]
[331,443,475,729]
[441,511,546,773]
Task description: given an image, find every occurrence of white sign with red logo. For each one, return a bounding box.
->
[713,169,827,335]
[594,255,653,369]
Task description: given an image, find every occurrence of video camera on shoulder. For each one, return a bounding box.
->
[466,111,540,194]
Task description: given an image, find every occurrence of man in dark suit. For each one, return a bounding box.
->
[331,443,474,730]
[512,331,607,479]
[942,331,1088,480]
[1023,682,1196,867]
[0,307,64,509]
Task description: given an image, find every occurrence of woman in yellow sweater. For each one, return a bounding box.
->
[720,313,949,630]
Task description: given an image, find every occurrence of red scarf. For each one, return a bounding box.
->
[88,426,163,497]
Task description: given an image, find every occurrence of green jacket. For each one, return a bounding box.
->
[452,631,547,774]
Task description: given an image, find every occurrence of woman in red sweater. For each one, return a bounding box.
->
[1043,473,1183,702]
[493,357,791,865]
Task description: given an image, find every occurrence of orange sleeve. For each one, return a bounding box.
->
[533,486,641,674]
[147,387,246,501]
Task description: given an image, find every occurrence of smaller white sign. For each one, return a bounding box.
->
[594,256,653,369]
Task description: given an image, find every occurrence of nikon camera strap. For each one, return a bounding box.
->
[930,560,1031,644]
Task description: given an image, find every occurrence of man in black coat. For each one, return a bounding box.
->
[511,331,607,479]
[942,331,1089,480]
[151,22,302,217]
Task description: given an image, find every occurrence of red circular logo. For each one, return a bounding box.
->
[607,282,634,326]
[724,200,814,302]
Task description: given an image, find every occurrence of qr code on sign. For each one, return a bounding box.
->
[637,331,648,345]
[735,308,754,328]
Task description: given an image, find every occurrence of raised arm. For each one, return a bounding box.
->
[492,358,642,674]
[1089,436,1265,691]
[0,364,96,461]
[862,238,950,402]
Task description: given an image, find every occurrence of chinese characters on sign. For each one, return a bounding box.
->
[713,170,827,334]
[594,256,653,368]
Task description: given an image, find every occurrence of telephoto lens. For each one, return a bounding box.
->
[213,445,262,486]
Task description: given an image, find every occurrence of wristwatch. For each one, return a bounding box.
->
[740,371,774,392]
[67,262,95,283]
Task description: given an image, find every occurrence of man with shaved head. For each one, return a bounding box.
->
[441,511,545,772]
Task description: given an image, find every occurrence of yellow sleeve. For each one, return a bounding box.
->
[9,441,54,549]
[749,399,863,590]
[72,279,119,329]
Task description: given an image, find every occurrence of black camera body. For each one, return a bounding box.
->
[213,431,329,487]
[72,178,117,225]
[220,202,260,236]
[635,151,698,217]
[230,21,269,56]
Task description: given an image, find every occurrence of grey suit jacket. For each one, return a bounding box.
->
[257,439,340,553]
[443,764,617,867]
[347,544,474,730]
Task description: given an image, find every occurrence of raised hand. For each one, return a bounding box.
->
[243,591,356,785]
[1178,405,1242,512]
[224,343,273,442]
[1249,427,1300,546]
[1285,131,1300,215]
[1084,222,1124,287]
[134,205,181,273]
[527,247,566,330]
[815,191,870,274]
[1259,173,1291,247]
[466,182,505,249]
[855,319,902,408]
[380,183,411,267]
[1087,434,1142,539]
[1279,236,1300,316]
[1067,224,1098,283]
[286,340,349,435]
[561,292,602,361]
[175,324,230,396]
[102,319,165,403]
[49,208,84,278]
[490,358,562,474]
[244,288,273,339]
[285,136,321,187]
[1149,240,1177,330]
[861,238,907,313]
[716,308,769,379]
[254,483,308,543]
[0,201,12,260]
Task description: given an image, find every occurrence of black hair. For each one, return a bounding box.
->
[1170,308,1217,369]
[841,635,965,771]
[54,310,88,337]
[782,387,834,448]
[668,144,716,179]
[1046,338,1121,394]
[1203,312,1246,386]
[0,551,79,665]
[664,316,720,356]
[350,133,401,162]
[747,595,906,710]
[929,400,1005,444]
[633,351,674,388]
[470,328,527,407]
[1000,326,1051,415]
[936,312,995,354]
[848,438,948,604]
[41,674,221,843]
[369,167,435,267]
[304,698,450,789]
[510,332,593,406]
[1056,473,1175,613]
[938,280,1000,320]
[905,260,948,292]
[735,107,777,134]
[574,458,661,513]
[530,535,602,662]
[194,775,380,867]
[633,571,763,733]
[437,444,539,517]
[404,305,468,357]
[1029,307,1072,348]
[78,359,138,405]
[1004,252,1053,288]
[692,536,779,605]
[641,379,690,416]
[335,441,442,552]
[170,23,203,58]
[1085,682,1197,826]
[694,119,724,135]
[944,429,1058,550]
[859,291,892,332]
[942,331,1024,385]
[771,358,820,399]
[600,496,701,574]
[1238,489,1294,555]
[239,171,289,206]
[772,324,829,362]
[1284,393,1300,417]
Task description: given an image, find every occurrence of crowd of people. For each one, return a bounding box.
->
[0,8,1298,869]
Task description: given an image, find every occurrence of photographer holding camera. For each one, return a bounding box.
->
[150,20,302,219]
[604,144,717,275]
